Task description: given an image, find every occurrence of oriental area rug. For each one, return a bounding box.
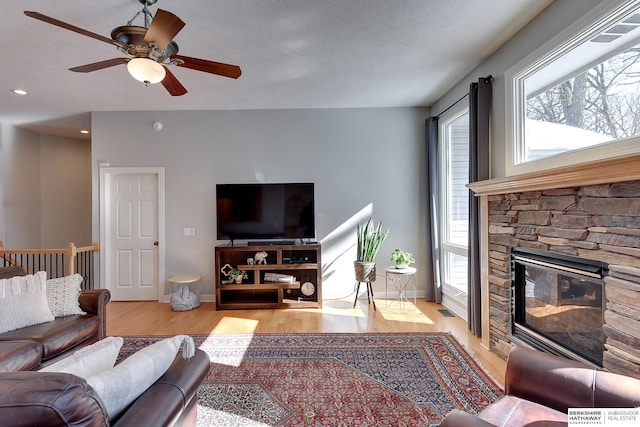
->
[119,333,503,426]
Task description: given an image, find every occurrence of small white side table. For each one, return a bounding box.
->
[385,266,417,313]
[168,274,202,311]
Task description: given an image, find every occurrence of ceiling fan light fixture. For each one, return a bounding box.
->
[127,57,166,84]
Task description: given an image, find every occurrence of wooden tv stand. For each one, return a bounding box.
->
[215,243,321,310]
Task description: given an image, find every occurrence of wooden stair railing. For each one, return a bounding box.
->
[0,241,100,289]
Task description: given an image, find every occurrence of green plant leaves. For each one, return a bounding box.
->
[356,218,389,262]
[390,248,415,265]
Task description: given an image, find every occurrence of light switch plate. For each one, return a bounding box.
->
[184,227,195,236]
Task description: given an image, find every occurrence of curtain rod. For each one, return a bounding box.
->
[435,75,493,119]
[436,92,468,119]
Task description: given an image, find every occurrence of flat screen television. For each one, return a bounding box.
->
[216,183,315,241]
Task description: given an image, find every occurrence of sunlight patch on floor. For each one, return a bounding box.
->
[204,321,256,367]
[196,407,270,426]
[378,300,436,324]
[289,299,369,317]
[210,316,259,334]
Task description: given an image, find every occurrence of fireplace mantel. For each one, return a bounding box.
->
[468,153,640,196]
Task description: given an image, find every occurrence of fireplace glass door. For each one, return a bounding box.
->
[512,248,606,366]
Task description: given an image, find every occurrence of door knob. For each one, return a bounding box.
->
[154,241,159,246]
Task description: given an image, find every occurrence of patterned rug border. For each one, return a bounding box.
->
[118,332,504,426]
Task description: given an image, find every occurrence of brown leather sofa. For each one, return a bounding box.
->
[0,265,110,371]
[0,266,212,426]
[0,348,211,426]
[440,346,640,426]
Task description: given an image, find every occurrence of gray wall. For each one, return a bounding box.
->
[431,0,601,179]
[2,126,42,247]
[0,126,91,249]
[0,123,4,241]
[91,107,429,297]
[40,134,92,248]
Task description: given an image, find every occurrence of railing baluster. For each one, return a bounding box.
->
[89,251,94,289]
[0,242,98,290]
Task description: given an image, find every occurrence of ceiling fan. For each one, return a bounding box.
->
[24,0,241,96]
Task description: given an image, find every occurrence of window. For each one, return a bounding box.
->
[438,108,469,319]
[507,0,640,173]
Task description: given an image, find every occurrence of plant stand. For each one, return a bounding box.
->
[353,280,376,311]
[353,261,377,310]
[384,266,416,314]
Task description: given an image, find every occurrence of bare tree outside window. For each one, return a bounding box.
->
[525,45,640,161]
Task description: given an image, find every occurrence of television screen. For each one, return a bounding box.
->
[216,183,315,241]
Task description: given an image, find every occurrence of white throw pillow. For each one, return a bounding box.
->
[0,271,54,334]
[46,274,86,317]
[40,336,124,378]
[87,335,196,419]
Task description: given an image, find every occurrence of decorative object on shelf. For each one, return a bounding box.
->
[264,272,296,283]
[228,268,248,284]
[300,281,316,297]
[255,251,268,264]
[354,219,389,282]
[390,249,415,269]
[247,257,254,265]
[221,263,247,284]
[220,263,233,277]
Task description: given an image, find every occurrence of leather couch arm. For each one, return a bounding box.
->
[507,346,640,411]
[505,346,601,413]
[439,409,496,427]
[593,369,640,408]
[0,371,108,427]
[0,266,26,279]
[78,289,111,340]
[112,349,210,427]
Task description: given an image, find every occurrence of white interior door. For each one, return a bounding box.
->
[100,167,165,301]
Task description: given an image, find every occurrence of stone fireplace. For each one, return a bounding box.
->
[468,153,640,379]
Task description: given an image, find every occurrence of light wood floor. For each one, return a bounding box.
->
[107,298,507,386]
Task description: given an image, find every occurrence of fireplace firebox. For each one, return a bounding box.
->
[510,248,607,366]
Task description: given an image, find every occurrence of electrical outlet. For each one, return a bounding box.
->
[184,228,196,236]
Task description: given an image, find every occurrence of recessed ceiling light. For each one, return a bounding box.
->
[12,89,28,95]
[80,130,90,134]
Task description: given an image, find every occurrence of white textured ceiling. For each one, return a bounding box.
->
[1,0,553,139]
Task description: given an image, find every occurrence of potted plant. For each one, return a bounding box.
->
[228,268,248,284]
[354,219,389,282]
[390,249,415,268]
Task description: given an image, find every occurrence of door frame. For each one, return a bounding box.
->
[99,166,166,301]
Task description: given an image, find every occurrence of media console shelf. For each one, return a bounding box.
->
[215,244,321,310]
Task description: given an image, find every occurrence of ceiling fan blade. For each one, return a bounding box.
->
[144,9,185,51]
[161,66,188,96]
[69,58,129,73]
[24,11,128,50]
[173,55,242,79]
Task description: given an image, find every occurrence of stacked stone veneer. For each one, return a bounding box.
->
[487,180,640,378]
